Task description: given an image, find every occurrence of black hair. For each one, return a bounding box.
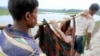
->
[61,20,70,33]
[8,0,39,21]
[89,3,100,11]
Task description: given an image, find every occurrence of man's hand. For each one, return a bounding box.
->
[86,33,91,50]
[86,45,90,50]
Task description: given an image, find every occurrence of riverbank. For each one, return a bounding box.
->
[0,10,9,15]
[0,10,45,15]
[0,9,75,15]
[0,9,100,15]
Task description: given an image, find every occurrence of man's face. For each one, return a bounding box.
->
[26,7,38,28]
[90,10,97,15]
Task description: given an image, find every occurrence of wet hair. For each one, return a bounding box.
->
[89,3,100,11]
[8,0,39,21]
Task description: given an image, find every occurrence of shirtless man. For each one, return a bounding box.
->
[71,3,100,56]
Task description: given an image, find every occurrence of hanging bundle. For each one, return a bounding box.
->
[35,19,74,56]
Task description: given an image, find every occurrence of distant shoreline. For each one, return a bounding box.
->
[0,10,77,15]
[0,10,46,15]
[0,9,100,15]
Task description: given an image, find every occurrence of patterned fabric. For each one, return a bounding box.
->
[74,35,86,54]
[0,24,40,56]
[82,35,86,53]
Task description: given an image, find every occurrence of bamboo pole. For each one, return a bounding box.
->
[36,15,78,26]
[36,17,72,26]
[0,14,78,30]
[0,24,6,30]
[0,13,81,30]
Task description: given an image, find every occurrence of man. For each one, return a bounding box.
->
[71,3,100,56]
[0,0,40,56]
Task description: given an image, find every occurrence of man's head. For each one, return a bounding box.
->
[8,0,39,28]
[89,3,100,15]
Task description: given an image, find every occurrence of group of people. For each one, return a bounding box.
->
[0,0,100,56]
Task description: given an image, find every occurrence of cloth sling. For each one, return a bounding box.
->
[35,19,75,56]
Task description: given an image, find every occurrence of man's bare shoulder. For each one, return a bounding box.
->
[76,10,92,19]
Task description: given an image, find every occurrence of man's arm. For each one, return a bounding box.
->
[86,20,95,50]
[86,32,91,50]
[51,21,71,43]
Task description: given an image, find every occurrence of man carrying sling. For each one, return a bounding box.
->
[71,3,100,56]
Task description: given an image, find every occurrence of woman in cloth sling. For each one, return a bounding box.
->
[50,20,73,56]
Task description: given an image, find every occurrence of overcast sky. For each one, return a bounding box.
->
[0,0,100,9]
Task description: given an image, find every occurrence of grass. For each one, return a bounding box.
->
[0,9,100,16]
[38,12,45,14]
[0,9,46,15]
[64,12,78,15]
[0,9,78,15]
[0,9,10,15]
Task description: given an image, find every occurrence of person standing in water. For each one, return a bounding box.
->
[71,3,100,56]
[0,0,40,56]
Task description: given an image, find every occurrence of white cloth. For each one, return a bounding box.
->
[71,15,95,35]
[65,35,72,43]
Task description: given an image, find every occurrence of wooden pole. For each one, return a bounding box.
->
[36,17,71,26]
[0,13,80,30]
[36,14,78,26]
[0,25,6,30]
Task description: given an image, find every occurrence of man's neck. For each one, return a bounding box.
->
[89,11,94,16]
[12,21,29,35]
